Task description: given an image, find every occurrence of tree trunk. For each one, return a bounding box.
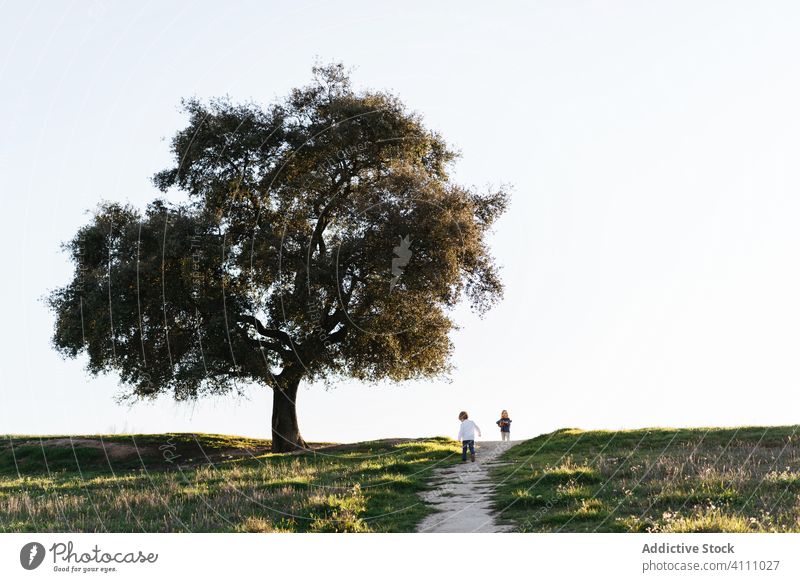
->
[271,372,307,453]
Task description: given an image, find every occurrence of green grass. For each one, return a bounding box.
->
[0,434,459,532]
[10,426,798,533]
[491,426,800,532]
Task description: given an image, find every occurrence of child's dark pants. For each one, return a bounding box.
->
[461,440,475,461]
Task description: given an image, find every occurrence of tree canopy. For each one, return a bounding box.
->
[49,64,508,451]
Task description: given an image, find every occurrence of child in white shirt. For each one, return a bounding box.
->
[457,411,482,462]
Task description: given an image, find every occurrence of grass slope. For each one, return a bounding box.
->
[492,426,800,532]
[0,434,458,532]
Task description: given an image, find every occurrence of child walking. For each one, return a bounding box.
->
[457,411,481,462]
[496,410,512,441]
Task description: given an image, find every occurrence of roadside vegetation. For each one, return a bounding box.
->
[492,426,800,532]
[0,434,458,532]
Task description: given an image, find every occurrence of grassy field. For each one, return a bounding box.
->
[8,427,800,533]
[0,434,458,532]
[492,426,800,532]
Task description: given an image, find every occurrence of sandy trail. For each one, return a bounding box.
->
[417,440,514,533]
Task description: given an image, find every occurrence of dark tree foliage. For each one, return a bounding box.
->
[49,64,507,451]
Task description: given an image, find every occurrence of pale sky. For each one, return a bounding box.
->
[2,1,800,443]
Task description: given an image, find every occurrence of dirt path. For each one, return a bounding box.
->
[417,440,514,533]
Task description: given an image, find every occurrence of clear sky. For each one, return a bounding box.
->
[2,1,800,443]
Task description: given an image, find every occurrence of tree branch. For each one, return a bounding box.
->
[235,315,294,348]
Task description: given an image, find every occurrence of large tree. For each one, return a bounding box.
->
[49,64,507,452]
